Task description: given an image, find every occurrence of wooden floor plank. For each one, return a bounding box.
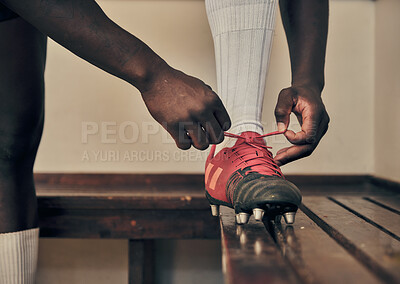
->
[302,197,400,284]
[219,207,299,284]
[364,196,400,215]
[333,196,400,240]
[271,210,382,284]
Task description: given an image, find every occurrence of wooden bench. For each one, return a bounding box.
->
[220,176,400,284]
[35,174,220,284]
[35,174,400,284]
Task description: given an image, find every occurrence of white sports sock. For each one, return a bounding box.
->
[206,0,278,152]
[0,228,39,284]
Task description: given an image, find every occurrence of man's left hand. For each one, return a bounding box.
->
[274,85,330,166]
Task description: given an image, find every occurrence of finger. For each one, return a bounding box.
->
[211,93,231,131]
[285,108,323,145]
[202,116,224,144]
[295,112,303,126]
[275,88,295,132]
[276,114,329,165]
[170,123,192,150]
[186,123,209,150]
[274,144,314,166]
[320,114,330,138]
[174,131,192,150]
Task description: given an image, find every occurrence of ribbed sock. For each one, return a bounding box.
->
[206,0,278,152]
[0,228,39,284]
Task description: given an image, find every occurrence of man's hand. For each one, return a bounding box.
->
[277,0,329,165]
[141,66,231,150]
[274,85,329,166]
[1,0,231,151]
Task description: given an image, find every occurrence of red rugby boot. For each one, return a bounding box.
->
[205,131,301,225]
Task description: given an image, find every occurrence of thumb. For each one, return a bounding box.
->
[275,88,295,132]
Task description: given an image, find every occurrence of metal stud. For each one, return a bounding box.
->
[253,208,265,221]
[236,213,243,224]
[210,205,219,217]
[283,212,296,224]
[239,213,250,224]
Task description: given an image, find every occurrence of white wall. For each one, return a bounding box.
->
[37,239,222,284]
[37,239,129,284]
[374,0,400,183]
[34,0,376,175]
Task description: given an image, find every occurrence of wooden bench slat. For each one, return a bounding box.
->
[39,209,219,239]
[333,196,400,239]
[364,196,400,215]
[36,184,209,210]
[34,173,205,186]
[271,210,381,284]
[302,197,400,284]
[219,207,300,284]
[37,194,209,210]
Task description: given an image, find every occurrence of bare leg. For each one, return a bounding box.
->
[0,16,46,282]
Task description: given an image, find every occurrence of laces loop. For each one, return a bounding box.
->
[224,130,284,139]
[223,130,285,178]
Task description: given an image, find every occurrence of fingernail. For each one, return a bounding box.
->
[277,122,286,132]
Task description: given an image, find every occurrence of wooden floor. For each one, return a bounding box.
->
[34,174,400,284]
[221,180,400,284]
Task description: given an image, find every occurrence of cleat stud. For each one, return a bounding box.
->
[210,205,220,217]
[236,214,244,225]
[253,208,265,221]
[283,212,296,224]
[239,213,250,224]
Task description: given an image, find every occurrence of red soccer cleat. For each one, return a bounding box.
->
[205,131,301,224]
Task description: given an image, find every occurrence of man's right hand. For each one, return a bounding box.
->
[141,66,231,150]
[2,0,231,150]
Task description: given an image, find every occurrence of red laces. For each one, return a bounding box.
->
[223,131,285,178]
[224,130,284,143]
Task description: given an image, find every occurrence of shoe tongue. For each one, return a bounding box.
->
[234,131,266,146]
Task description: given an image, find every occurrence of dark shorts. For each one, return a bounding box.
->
[0,3,18,22]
